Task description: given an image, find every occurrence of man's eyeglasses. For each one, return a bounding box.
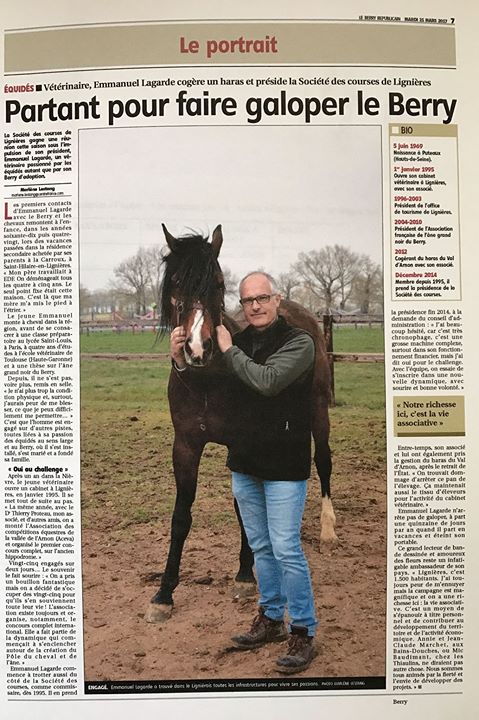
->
[239,294,276,307]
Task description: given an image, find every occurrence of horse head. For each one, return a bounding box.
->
[159,224,225,367]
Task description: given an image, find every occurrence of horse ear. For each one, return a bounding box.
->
[162,223,179,253]
[211,225,223,258]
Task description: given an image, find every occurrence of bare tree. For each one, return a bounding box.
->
[294,245,366,313]
[294,246,341,312]
[277,271,300,300]
[290,284,321,313]
[113,247,152,315]
[144,246,164,308]
[351,258,383,314]
[333,246,363,310]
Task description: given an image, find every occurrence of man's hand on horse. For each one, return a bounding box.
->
[170,326,187,368]
[216,324,233,353]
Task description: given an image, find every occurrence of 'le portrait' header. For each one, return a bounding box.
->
[4,21,456,73]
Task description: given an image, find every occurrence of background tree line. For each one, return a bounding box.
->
[80,244,383,319]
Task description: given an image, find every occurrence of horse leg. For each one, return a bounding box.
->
[147,437,203,622]
[312,404,338,546]
[233,497,256,594]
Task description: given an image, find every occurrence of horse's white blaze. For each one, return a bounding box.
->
[188,309,205,358]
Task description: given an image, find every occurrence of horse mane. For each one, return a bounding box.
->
[158,232,224,334]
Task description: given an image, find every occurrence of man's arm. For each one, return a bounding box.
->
[220,331,314,397]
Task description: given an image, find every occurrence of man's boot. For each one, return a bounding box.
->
[275,626,317,673]
[232,606,287,649]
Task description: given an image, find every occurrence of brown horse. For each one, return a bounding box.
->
[147,224,336,622]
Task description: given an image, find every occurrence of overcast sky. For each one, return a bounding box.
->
[79,124,382,291]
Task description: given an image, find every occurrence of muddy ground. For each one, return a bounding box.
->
[82,452,386,682]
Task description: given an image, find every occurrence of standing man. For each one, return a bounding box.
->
[215,271,318,675]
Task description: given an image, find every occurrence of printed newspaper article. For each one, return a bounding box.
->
[1,1,478,719]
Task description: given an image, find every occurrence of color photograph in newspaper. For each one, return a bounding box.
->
[79,123,386,693]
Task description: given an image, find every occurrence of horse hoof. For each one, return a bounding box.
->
[233,581,257,599]
[146,603,173,623]
[320,497,338,548]
[320,530,340,549]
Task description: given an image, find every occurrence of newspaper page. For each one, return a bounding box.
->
[1,1,478,718]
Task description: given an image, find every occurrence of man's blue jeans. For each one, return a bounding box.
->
[232,472,317,637]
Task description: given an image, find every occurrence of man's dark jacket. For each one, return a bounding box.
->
[226,316,314,481]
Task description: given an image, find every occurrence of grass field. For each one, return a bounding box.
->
[81,322,385,531]
[331,325,384,353]
[80,329,169,354]
[80,324,384,355]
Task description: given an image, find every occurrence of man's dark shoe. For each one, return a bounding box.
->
[232,607,287,649]
[275,626,317,674]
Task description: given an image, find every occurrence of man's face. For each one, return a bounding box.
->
[240,274,281,332]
